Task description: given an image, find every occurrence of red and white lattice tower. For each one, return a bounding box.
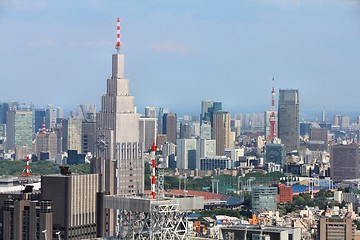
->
[267,78,277,142]
[150,143,157,199]
[21,155,32,177]
[115,18,121,53]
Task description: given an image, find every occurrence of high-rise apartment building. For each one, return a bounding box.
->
[341,115,350,129]
[145,106,156,118]
[139,117,157,151]
[331,143,360,181]
[278,89,300,153]
[6,110,33,151]
[213,111,231,155]
[163,113,177,144]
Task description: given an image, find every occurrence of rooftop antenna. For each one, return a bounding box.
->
[115,18,121,53]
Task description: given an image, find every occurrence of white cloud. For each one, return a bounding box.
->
[150,41,192,55]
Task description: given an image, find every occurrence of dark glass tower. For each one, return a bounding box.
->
[278,89,299,153]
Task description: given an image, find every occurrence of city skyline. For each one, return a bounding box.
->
[1,0,360,114]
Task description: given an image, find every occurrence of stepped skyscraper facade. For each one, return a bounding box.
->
[95,19,143,197]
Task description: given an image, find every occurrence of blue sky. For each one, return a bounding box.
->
[0,0,360,115]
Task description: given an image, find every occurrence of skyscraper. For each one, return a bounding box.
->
[331,143,359,181]
[45,104,56,130]
[213,111,231,155]
[6,110,33,151]
[94,21,143,235]
[157,107,169,134]
[278,89,300,153]
[145,106,156,118]
[95,19,143,196]
[179,122,191,139]
[34,109,46,133]
[62,117,82,153]
[41,170,100,240]
[163,113,177,144]
[139,116,157,151]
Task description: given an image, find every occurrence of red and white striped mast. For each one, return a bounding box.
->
[150,143,157,199]
[21,155,32,177]
[115,18,121,53]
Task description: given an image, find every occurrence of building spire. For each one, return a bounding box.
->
[115,18,121,53]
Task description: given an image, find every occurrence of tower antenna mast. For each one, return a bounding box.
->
[115,18,121,53]
[267,78,277,142]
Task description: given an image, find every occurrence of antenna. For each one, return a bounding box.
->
[115,18,121,53]
[267,78,277,142]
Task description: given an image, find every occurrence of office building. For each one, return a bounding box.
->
[78,104,96,122]
[139,117,157,151]
[145,106,156,118]
[34,109,46,133]
[200,156,233,170]
[6,110,33,151]
[176,139,197,170]
[62,117,82,153]
[35,130,58,160]
[157,107,169,134]
[278,89,300,153]
[252,186,278,212]
[318,217,355,240]
[196,139,216,169]
[220,225,301,240]
[200,100,222,125]
[163,113,177,144]
[277,183,293,204]
[41,170,99,240]
[179,122,191,139]
[265,142,286,166]
[45,104,56,130]
[0,102,10,124]
[82,121,97,155]
[213,111,231,155]
[95,35,143,202]
[2,189,53,240]
[200,122,211,140]
[334,115,340,127]
[331,143,359,181]
[56,107,64,119]
[309,127,328,145]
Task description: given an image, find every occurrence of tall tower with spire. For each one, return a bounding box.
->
[95,18,143,197]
